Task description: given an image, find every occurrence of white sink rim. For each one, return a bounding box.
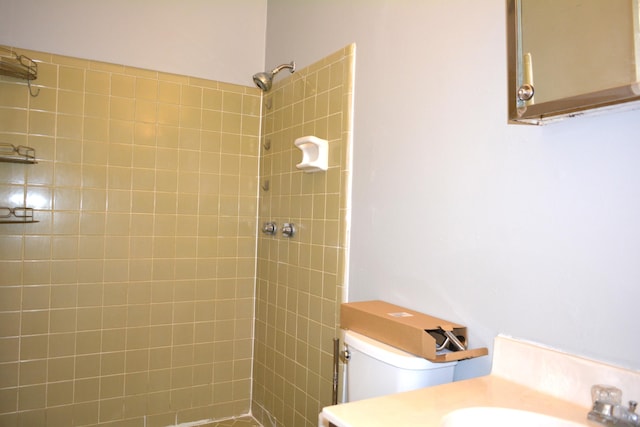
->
[440,406,587,427]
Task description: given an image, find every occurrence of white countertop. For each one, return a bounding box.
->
[321,375,595,427]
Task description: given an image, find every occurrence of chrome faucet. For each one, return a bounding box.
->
[588,385,639,427]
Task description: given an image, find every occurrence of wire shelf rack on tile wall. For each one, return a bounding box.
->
[0,142,39,224]
[0,142,37,164]
[0,207,38,224]
[0,46,40,97]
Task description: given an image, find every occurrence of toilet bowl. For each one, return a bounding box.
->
[344,330,458,401]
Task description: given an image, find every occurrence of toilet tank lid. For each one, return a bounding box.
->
[344,330,458,370]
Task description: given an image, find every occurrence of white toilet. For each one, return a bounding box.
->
[344,330,458,401]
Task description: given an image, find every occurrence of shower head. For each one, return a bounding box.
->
[252,72,272,91]
[253,61,296,92]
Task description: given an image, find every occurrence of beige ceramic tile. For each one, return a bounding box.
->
[0,43,352,427]
[252,46,353,427]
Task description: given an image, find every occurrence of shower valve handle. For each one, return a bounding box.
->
[282,223,296,238]
[262,222,277,235]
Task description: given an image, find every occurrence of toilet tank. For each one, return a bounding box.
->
[344,330,458,402]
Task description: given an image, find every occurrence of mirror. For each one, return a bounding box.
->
[507,0,640,124]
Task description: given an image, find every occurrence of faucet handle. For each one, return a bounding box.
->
[592,385,623,405]
[630,401,638,413]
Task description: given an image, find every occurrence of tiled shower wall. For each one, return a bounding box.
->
[0,47,262,426]
[252,45,354,427]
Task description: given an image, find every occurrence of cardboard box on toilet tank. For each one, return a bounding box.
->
[341,300,488,363]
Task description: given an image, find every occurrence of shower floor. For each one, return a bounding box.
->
[199,415,263,427]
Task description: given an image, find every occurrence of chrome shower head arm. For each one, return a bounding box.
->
[271,61,296,75]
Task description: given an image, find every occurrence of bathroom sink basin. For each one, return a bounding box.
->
[440,407,586,427]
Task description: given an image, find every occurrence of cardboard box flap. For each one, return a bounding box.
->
[430,347,488,362]
[341,300,488,363]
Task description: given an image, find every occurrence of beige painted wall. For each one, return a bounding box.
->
[0,0,267,86]
[265,0,640,379]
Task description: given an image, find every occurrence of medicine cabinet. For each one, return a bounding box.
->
[507,0,640,124]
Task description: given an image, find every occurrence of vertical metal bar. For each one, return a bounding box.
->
[332,337,339,405]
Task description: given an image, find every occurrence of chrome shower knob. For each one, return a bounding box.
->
[262,222,277,235]
[282,223,296,238]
